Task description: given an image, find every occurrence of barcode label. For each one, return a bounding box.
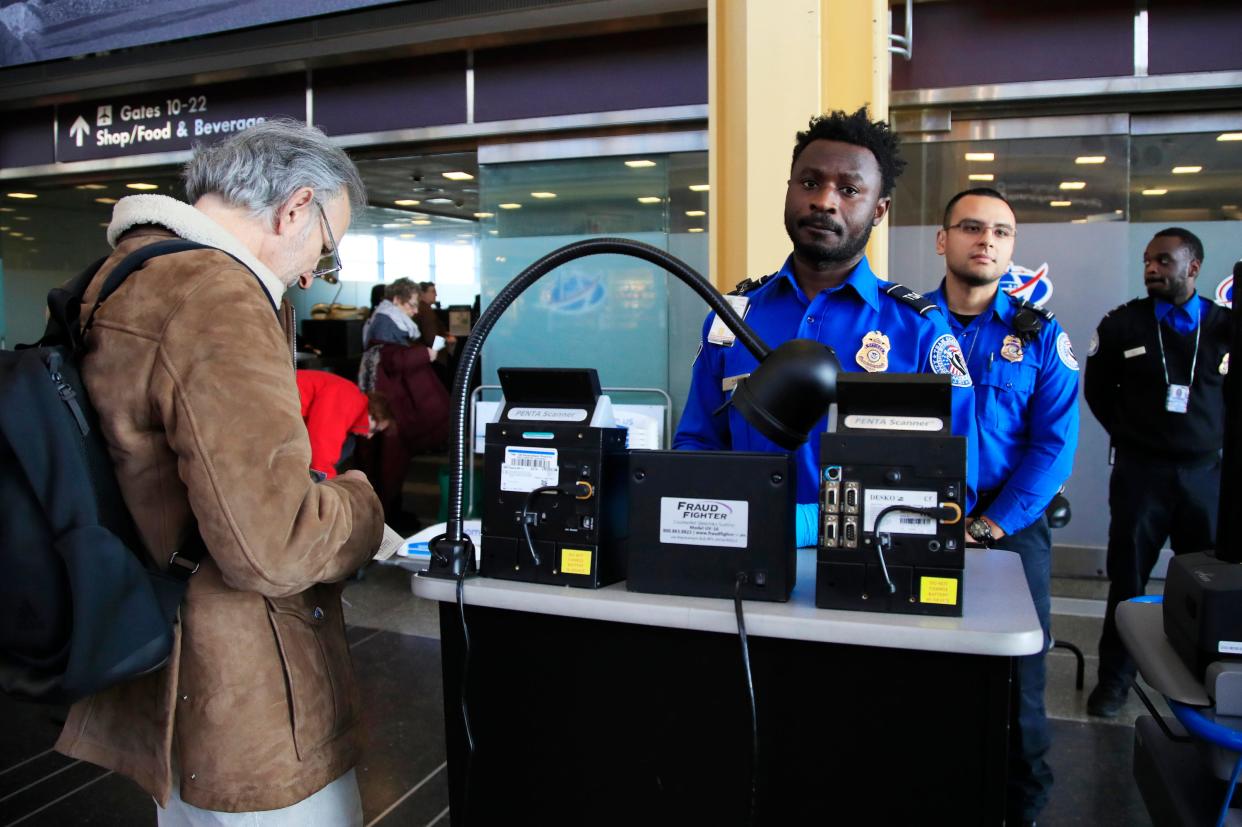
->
[863,488,938,536]
[501,447,559,493]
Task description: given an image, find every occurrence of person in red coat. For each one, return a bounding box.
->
[296,370,392,480]
[356,278,450,528]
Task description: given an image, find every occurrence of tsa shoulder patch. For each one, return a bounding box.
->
[1056,332,1079,371]
[929,334,972,387]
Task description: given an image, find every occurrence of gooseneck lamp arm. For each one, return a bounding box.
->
[430,237,839,575]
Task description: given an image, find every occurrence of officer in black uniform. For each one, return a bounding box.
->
[1084,227,1231,717]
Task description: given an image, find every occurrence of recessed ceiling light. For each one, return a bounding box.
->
[637,196,663,204]
[457,233,473,238]
[1059,181,1087,190]
[456,239,469,244]
[394,199,421,206]
[13,216,28,221]
[625,160,657,168]
[425,197,454,205]
[126,183,159,190]
[530,192,557,199]
[688,228,705,233]
[75,183,108,190]
[685,210,706,217]
[689,184,710,192]
[473,212,494,219]
[399,233,417,239]
[0,226,7,231]
[442,171,474,181]
[489,229,498,235]
[1217,133,1242,142]
[968,174,994,182]
[412,219,432,225]
[0,207,13,212]
[964,152,995,162]
[1172,166,1202,174]
[95,197,118,204]
[1224,204,1239,210]
[1049,200,1072,207]
[99,222,109,227]
[8,231,21,237]
[381,223,406,229]
[6,192,37,199]
[1071,219,1088,224]
[1142,188,1168,196]
[499,203,522,210]
[1075,156,1107,164]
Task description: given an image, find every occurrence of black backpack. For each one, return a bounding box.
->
[0,239,210,703]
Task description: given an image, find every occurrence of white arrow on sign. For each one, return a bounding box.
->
[68,116,90,147]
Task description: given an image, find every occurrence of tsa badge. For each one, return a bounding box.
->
[1000,335,1024,363]
[856,330,891,372]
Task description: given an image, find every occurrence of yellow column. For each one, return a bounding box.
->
[708,0,892,289]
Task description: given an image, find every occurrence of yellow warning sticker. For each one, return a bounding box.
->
[919,576,959,605]
[561,548,593,576]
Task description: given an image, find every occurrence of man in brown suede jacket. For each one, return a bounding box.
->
[54,120,384,825]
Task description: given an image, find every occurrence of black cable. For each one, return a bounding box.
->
[455,558,474,825]
[734,573,759,826]
[869,505,957,594]
[520,485,567,567]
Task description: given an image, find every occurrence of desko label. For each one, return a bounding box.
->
[659,497,749,548]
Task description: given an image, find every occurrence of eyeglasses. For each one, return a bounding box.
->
[945,219,1015,240]
[311,202,343,284]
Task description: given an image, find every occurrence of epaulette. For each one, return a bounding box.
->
[729,274,775,296]
[1099,296,1144,322]
[1006,294,1055,322]
[881,282,941,316]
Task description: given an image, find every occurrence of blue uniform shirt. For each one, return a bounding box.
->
[675,255,979,510]
[926,283,1079,534]
[1154,295,1204,336]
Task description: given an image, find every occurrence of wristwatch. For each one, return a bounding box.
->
[967,518,994,547]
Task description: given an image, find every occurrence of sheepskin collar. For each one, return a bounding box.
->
[107,194,285,304]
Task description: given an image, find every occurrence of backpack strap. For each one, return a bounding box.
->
[81,239,213,339]
[882,282,942,316]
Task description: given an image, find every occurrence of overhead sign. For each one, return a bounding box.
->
[55,76,305,163]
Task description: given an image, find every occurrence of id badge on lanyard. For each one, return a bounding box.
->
[1166,384,1190,413]
[1156,310,1199,415]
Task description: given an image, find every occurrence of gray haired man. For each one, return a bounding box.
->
[54,119,383,825]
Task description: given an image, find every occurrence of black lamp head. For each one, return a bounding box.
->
[731,338,840,449]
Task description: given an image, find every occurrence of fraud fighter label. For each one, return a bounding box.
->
[658,497,749,548]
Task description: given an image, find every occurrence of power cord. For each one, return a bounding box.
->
[455,551,474,826]
[520,485,567,566]
[869,505,959,594]
[734,572,759,826]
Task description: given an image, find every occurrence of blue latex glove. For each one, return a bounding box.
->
[795,502,819,548]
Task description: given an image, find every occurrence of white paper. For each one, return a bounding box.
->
[863,489,938,536]
[659,497,749,548]
[500,446,559,493]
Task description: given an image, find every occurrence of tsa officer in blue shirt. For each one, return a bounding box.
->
[674,107,979,543]
[925,188,1079,827]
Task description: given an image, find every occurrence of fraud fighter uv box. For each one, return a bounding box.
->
[622,450,796,602]
[816,374,967,617]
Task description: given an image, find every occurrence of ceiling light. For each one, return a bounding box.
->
[1059,181,1087,190]
[499,203,522,210]
[0,226,7,231]
[13,216,28,221]
[1049,200,1072,207]
[75,183,108,190]
[685,210,706,217]
[637,196,663,204]
[0,207,13,212]
[126,183,159,190]
[381,223,406,229]
[689,184,710,192]
[1075,156,1107,164]
[489,229,498,235]
[399,233,417,239]
[456,239,469,244]
[530,192,557,199]
[425,197,454,205]
[473,212,494,219]
[968,174,994,182]
[6,192,36,199]
[442,171,474,181]
[412,219,432,225]
[1217,133,1242,142]
[1224,204,1239,209]
[1172,166,1202,174]
[1142,188,1168,196]
[625,160,657,168]
[1071,219,1088,224]
[394,199,421,206]
[95,197,118,204]
[688,228,705,233]
[457,233,473,238]
[964,152,995,162]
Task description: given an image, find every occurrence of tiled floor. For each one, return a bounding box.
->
[0,560,1205,826]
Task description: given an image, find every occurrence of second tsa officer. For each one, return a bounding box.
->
[925,188,1079,827]
[674,107,978,544]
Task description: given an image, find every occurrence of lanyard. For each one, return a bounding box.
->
[1155,311,1200,387]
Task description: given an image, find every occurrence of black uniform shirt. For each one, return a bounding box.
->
[1084,295,1231,462]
